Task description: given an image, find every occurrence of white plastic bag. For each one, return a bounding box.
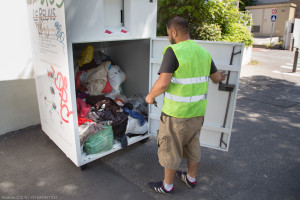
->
[108,65,126,92]
[125,116,148,134]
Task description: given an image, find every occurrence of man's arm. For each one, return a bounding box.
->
[145,73,173,104]
[210,71,227,84]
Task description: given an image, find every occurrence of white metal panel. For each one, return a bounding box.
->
[27,1,79,165]
[150,38,243,151]
[67,0,157,43]
[293,19,300,48]
[104,0,123,27]
[125,0,157,38]
[66,0,105,43]
[0,1,34,81]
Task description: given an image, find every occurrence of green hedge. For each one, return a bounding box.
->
[157,0,253,47]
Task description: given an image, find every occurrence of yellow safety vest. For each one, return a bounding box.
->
[162,40,211,118]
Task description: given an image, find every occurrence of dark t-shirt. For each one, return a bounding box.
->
[158,47,217,75]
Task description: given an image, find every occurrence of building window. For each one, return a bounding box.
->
[252,25,260,33]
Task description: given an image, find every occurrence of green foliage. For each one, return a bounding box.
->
[157,0,254,46]
[222,23,253,46]
[197,23,222,41]
[239,0,254,11]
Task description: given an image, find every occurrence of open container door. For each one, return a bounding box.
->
[26,1,80,166]
[150,38,244,151]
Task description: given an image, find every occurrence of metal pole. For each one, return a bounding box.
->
[293,48,299,72]
[270,22,274,44]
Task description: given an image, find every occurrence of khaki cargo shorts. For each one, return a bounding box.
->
[157,115,204,170]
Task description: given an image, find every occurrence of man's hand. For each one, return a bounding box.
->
[220,71,227,82]
[145,95,155,104]
[210,71,227,84]
[145,73,173,104]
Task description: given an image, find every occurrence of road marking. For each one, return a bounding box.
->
[280,65,300,71]
[272,70,300,77]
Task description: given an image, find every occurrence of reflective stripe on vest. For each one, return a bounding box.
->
[165,92,207,103]
[171,76,209,85]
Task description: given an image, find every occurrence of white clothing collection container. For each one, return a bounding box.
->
[26,0,244,167]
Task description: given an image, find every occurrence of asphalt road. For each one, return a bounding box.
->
[0,48,299,200]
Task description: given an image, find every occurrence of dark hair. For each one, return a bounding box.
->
[166,16,189,35]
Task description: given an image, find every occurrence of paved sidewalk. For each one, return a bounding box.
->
[0,48,299,200]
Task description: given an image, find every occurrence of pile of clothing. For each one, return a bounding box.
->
[75,45,148,154]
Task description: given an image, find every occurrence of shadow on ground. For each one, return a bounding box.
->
[0,76,299,200]
[101,75,300,200]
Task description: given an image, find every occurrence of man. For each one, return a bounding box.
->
[145,16,226,195]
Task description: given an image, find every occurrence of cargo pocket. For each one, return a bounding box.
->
[173,118,190,133]
[158,136,170,152]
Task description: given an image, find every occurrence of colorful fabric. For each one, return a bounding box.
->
[76,98,91,118]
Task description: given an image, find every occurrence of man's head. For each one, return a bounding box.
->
[166,16,190,44]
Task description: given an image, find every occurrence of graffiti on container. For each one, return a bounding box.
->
[54,71,73,123]
[32,7,56,21]
[27,0,38,5]
[45,66,59,116]
[35,21,51,39]
[54,21,65,52]
[41,0,64,8]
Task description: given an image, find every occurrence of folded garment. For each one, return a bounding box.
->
[102,74,112,93]
[77,91,88,99]
[95,97,121,116]
[78,122,97,145]
[77,98,91,118]
[97,110,128,128]
[113,118,128,137]
[85,110,100,122]
[85,61,111,95]
[123,108,145,126]
[86,95,106,106]
[78,117,93,126]
[114,135,128,148]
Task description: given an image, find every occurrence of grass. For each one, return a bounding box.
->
[249,59,259,65]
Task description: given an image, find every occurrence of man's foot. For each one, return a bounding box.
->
[147,181,174,195]
[176,171,197,188]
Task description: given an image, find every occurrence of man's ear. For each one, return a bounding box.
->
[172,28,177,37]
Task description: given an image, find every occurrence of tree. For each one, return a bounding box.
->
[239,0,254,11]
[157,0,253,46]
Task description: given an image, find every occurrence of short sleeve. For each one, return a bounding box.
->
[210,60,217,75]
[158,47,179,74]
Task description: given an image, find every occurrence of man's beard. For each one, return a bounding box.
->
[170,35,176,44]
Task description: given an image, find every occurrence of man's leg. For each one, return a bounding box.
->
[187,161,199,178]
[164,168,177,185]
[176,161,198,188]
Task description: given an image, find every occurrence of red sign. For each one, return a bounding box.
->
[272,8,277,15]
